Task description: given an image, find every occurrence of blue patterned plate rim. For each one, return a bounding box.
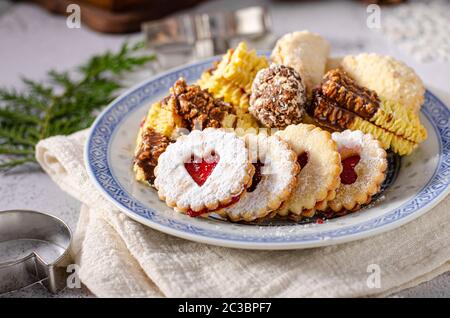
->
[85,57,450,250]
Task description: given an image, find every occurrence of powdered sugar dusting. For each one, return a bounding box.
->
[154,129,252,212]
[270,30,331,93]
[381,0,450,62]
[222,134,299,221]
[332,129,364,151]
[330,130,388,211]
[275,124,342,215]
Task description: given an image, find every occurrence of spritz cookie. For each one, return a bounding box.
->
[219,133,300,222]
[197,42,268,130]
[275,124,342,218]
[154,128,254,217]
[328,130,387,212]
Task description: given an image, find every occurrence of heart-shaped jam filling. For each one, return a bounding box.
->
[297,152,309,169]
[247,161,264,193]
[340,155,361,185]
[184,153,219,186]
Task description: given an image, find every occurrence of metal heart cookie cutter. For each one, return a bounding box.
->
[0,210,72,295]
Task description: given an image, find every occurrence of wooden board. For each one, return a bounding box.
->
[29,0,205,33]
[83,0,147,12]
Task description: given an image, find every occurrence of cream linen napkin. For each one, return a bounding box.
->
[35,130,449,297]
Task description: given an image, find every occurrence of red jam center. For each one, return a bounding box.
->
[184,154,219,186]
[297,152,309,169]
[247,161,264,193]
[340,155,361,185]
[186,195,241,217]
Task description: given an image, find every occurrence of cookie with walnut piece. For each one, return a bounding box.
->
[154,129,254,217]
[328,130,387,212]
[218,133,300,222]
[275,124,342,219]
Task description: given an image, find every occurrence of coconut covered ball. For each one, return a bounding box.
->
[249,64,307,128]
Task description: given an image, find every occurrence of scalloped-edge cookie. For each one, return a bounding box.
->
[275,124,342,218]
[328,129,387,212]
[154,128,254,216]
[218,133,300,222]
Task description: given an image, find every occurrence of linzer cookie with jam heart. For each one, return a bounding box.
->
[218,133,300,222]
[275,124,342,219]
[328,129,387,212]
[153,128,254,217]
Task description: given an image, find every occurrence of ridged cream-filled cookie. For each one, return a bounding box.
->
[308,69,424,155]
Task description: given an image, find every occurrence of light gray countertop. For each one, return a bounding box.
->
[0,0,448,298]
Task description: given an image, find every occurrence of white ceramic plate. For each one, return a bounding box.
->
[85,56,450,250]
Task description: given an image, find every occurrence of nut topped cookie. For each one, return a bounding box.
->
[134,129,172,185]
[219,133,300,222]
[162,78,237,131]
[249,64,307,128]
[154,129,254,216]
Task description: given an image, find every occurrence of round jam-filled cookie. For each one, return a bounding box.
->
[154,129,254,216]
[249,64,307,128]
[329,130,387,212]
[275,124,342,218]
[219,134,300,222]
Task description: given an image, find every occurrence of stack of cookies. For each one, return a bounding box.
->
[133,30,427,222]
[151,124,387,222]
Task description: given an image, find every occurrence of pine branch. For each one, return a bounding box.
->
[0,126,37,147]
[0,157,36,171]
[0,41,155,171]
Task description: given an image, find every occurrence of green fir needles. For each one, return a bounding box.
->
[0,42,155,171]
